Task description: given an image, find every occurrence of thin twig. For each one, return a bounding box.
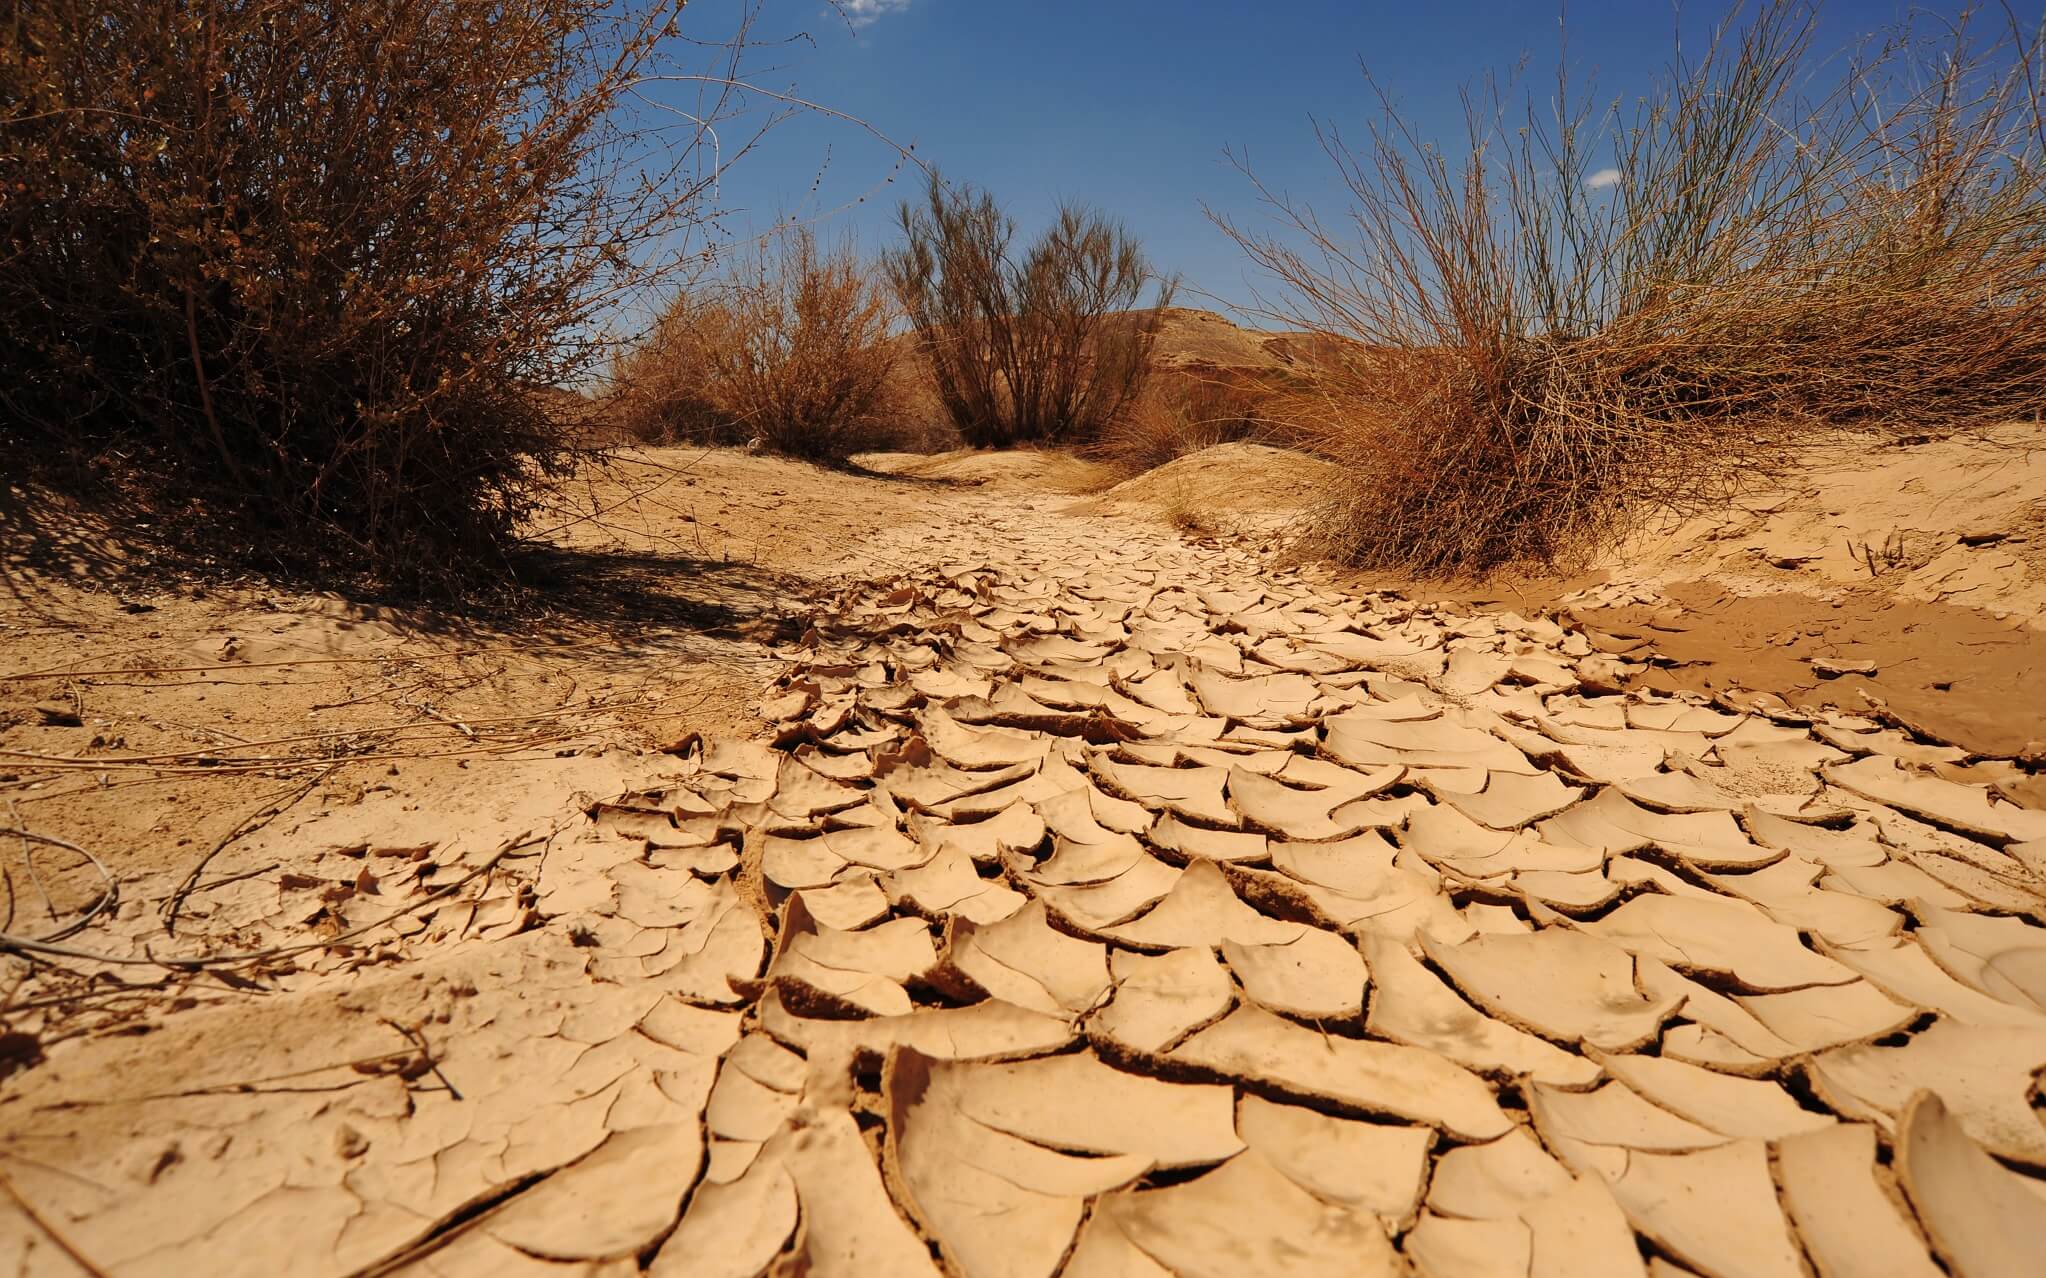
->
[0,814,118,943]
[0,827,556,971]
[0,1166,113,1278]
[163,765,338,934]
[380,1018,463,1101]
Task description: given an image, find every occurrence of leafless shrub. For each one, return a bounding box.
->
[611,229,901,460]
[0,0,759,592]
[1222,1,2046,576]
[884,174,1179,448]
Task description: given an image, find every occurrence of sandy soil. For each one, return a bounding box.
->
[3,440,2044,1277]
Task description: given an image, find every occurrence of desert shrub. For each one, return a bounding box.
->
[0,0,735,590]
[610,230,901,460]
[884,174,1179,448]
[1224,1,2046,576]
[1092,373,1273,475]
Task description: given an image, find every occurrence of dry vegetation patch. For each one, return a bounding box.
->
[609,230,907,461]
[885,174,1177,448]
[0,0,750,593]
[1226,1,2046,577]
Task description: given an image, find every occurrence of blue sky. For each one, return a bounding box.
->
[660,0,1963,318]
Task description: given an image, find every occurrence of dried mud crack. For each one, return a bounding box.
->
[6,485,2046,1278]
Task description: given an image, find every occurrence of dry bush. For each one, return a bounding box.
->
[611,230,900,460]
[870,347,966,454]
[1224,1,2046,576]
[1092,373,1274,475]
[0,0,745,592]
[884,174,1179,448]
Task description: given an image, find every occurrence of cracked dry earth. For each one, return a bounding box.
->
[9,487,2046,1278]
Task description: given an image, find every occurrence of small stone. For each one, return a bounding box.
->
[33,700,82,727]
[1574,655,1631,696]
[334,1124,369,1160]
[1958,529,2007,546]
[1811,658,1877,679]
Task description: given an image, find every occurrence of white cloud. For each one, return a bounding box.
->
[1583,167,1622,192]
[840,0,912,27]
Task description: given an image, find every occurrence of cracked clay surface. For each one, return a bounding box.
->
[6,471,2046,1278]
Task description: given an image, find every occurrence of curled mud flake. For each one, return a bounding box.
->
[1740,806,1887,867]
[879,755,1039,816]
[650,1154,798,1278]
[1023,852,1183,933]
[1030,830,1148,884]
[1821,935,2046,1029]
[1304,631,1450,678]
[1577,893,1860,993]
[1601,1140,1810,1278]
[775,1103,945,1278]
[1270,829,1399,890]
[1613,769,1752,815]
[1406,1212,1535,1278]
[1538,789,1784,870]
[1169,1003,1512,1140]
[1808,1020,2046,1167]
[765,902,937,1020]
[1530,1079,1731,1185]
[918,705,1052,772]
[1595,1051,1833,1140]
[880,1049,1154,1278]
[1420,769,1585,831]
[1188,666,1322,723]
[605,861,719,931]
[695,737,782,783]
[1426,1128,1574,1221]
[1101,1148,1405,1277]
[646,877,765,1004]
[1097,860,1304,950]
[1088,757,1237,827]
[760,832,852,892]
[1534,737,1670,787]
[1323,712,1536,776]
[1147,812,1268,864]
[1220,927,1366,1021]
[1513,868,1625,914]
[883,842,1025,924]
[480,1123,703,1262]
[1087,947,1234,1056]
[1420,928,1682,1053]
[758,988,1075,1074]
[1698,857,1901,948]
[1517,1175,1647,1278]
[1225,767,1374,842]
[1401,803,1604,879]
[1827,756,2046,845]
[930,898,1111,1015]
[1234,1093,1430,1225]
[1912,904,2046,1012]
[1730,980,1918,1053]
[937,1048,1243,1168]
[909,801,1046,867]
[1808,859,1978,912]
[792,874,893,931]
[1362,933,1598,1086]
[1777,1122,1944,1278]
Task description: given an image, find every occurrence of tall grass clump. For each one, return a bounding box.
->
[1092,374,1274,476]
[1223,1,2046,576]
[610,229,900,460]
[885,173,1179,448]
[0,0,744,591]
